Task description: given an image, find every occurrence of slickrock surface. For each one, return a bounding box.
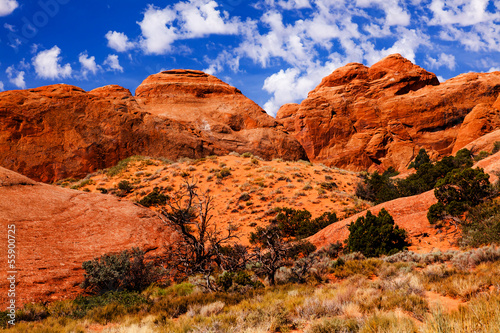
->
[0,167,172,308]
[277,54,500,171]
[0,70,306,182]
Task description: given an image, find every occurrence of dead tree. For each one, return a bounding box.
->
[158,180,238,290]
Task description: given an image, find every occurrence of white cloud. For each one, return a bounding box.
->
[32,46,72,79]
[176,0,240,38]
[356,0,411,26]
[137,1,241,55]
[489,67,500,72]
[105,31,135,52]
[79,52,100,77]
[138,5,177,55]
[429,0,497,26]
[263,60,341,116]
[4,23,15,31]
[0,81,4,91]
[0,0,18,17]
[6,65,26,89]
[426,52,456,70]
[103,54,123,72]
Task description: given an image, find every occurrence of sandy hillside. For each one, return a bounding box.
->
[60,154,370,244]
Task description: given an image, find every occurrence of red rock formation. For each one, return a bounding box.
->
[0,167,173,308]
[0,70,307,182]
[277,54,500,171]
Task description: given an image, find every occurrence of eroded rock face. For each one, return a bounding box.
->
[0,167,173,307]
[0,70,307,182]
[277,54,500,171]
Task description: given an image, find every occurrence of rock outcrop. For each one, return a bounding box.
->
[0,70,307,182]
[277,54,500,171]
[0,167,173,307]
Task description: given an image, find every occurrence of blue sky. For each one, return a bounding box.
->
[1,0,500,116]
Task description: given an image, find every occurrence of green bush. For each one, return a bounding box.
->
[107,156,146,177]
[72,291,149,319]
[409,148,430,170]
[81,248,165,294]
[117,180,134,193]
[346,209,410,257]
[427,202,446,224]
[474,151,491,161]
[357,148,475,204]
[216,271,263,292]
[460,201,500,246]
[216,168,232,179]
[493,141,500,154]
[138,187,169,207]
[273,208,338,239]
[428,167,492,223]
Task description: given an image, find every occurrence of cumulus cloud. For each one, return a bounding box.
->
[0,81,4,91]
[137,5,178,55]
[6,66,26,89]
[426,52,456,70]
[137,0,241,54]
[263,60,341,116]
[79,52,100,77]
[356,0,411,26]
[103,54,123,72]
[0,0,18,16]
[429,0,496,26]
[32,46,72,79]
[105,31,136,52]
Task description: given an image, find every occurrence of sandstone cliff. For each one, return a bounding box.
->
[0,70,307,182]
[0,166,173,307]
[277,54,500,171]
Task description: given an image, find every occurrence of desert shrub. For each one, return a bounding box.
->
[0,311,9,329]
[107,156,146,177]
[345,209,410,257]
[216,167,231,179]
[317,241,344,259]
[361,312,418,333]
[187,300,226,317]
[239,192,251,201]
[355,170,399,204]
[474,151,491,161]
[320,181,338,190]
[358,149,475,204]
[16,303,49,322]
[333,258,382,278]
[81,248,165,294]
[70,179,95,190]
[138,187,169,207]
[423,293,500,333]
[460,200,500,246]
[428,167,492,223]
[307,318,360,333]
[71,291,150,319]
[409,148,431,170]
[117,180,134,193]
[451,245,500,269]
[273,207,338,239]
[493,141,500,154]
[216,271,263,292]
